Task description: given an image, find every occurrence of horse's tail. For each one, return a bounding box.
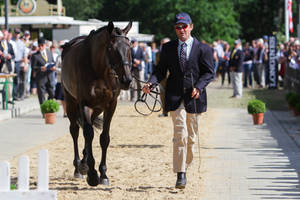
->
[76,115,103,130]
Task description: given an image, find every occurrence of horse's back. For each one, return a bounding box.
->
[61,36,87,99]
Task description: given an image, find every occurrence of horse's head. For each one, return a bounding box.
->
[106,21,133,90]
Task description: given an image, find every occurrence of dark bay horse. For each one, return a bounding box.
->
[61,21,132,186]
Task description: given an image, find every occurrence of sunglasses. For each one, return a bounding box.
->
[175,24,188,30]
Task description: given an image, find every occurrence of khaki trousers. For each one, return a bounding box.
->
[170,102,199,173]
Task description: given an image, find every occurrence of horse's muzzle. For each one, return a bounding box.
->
[121,74,132,89]
[120,63,132,89]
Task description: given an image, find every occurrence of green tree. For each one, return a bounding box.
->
[96,0,240,43]
[63,0,103,20]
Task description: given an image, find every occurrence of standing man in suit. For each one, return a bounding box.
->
[229,39,244,98]
[130,38,144,101]
[142,12,215,189]
[31,38,56,106]
[0,29,15,104]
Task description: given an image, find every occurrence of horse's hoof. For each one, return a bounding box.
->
[74,172,84,179]
[78,163,89,175]
[87,171,99,186]
[99,178,109,186]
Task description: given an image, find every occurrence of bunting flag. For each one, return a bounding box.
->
[288,0,293,33]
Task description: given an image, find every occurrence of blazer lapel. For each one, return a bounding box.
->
[173,40,182,72]
[187,38,198,69]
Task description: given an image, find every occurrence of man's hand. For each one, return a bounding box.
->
[142,83,152,94]
[191,88,200,99]
[50,66,56,71]
[41,66,46,72]
[134,59,141,65]
[22,65,28,72]
[5,54,11,60]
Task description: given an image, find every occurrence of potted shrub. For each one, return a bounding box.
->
[285,92,296,109]
[247,99,266,125]
[287,94,300,115]
[294,102,300,116]
[40,99,60,124]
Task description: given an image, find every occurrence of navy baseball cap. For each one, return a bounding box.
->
[174,12,192,24]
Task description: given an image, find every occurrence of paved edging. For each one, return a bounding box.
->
[270,110,300,148]
[0,97,41,121]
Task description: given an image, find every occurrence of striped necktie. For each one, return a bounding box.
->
[180,42,187,71]
[1,41,6,50]
[42,51,48,62]
[231,49,237,59]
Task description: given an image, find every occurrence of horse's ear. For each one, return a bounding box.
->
[107,21,114,34]
[122,21,132,35]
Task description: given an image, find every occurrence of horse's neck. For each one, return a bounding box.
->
[89,37,109,79]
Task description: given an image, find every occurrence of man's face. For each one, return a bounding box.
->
[2,30,8,40]
[39,43,46,51]
[175,23,193,42]
[131,41,137,47]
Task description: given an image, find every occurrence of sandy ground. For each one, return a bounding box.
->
[9,104,218,200]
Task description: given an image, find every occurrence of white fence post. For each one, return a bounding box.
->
[0,161,10,191]
[38,149,49,191]
[0,149,57,200]
[18,155,29,191]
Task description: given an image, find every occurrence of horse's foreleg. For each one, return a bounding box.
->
[80,106,99,186]
[69,122,83,178]
[99,101,117,185]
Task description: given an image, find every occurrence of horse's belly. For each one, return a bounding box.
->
[61,60,78,99]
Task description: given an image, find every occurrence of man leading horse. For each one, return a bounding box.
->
[143,12,215,189]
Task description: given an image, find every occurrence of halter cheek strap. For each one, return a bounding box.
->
[106,35,131,70]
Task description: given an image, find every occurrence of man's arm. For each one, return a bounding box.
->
[195,45,215,91]
[143,43,169,93]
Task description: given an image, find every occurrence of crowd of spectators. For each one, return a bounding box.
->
[211,36,300,92]
[0,28,67,115]
[1,27,300,112]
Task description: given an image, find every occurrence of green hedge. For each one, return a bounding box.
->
[40,99,60,114]
[285,92,296,102]
[287,94,300,108]
[296,102,300,112]
[247,99,266,114]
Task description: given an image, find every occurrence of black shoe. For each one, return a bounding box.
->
[7,100,14,105]
[159,112,168,117]
[175,172,186,189]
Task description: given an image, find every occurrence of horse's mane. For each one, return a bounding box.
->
[61,25,122,59]
[87,26,122,40]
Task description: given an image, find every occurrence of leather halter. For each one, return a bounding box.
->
[106,34,131,70]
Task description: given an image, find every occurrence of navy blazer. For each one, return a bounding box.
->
[0,41,15,73]
[31,49,55,77]
[149,38,215,113]
[229,48,244,72]
[131,47,144,71]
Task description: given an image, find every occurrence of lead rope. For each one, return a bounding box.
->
[191,72,201,173]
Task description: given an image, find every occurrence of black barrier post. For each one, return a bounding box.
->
[268,35,277,89]
[4,0,8,30]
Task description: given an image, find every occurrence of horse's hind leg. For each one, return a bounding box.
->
[81,106,99,186]
[99,101,117,185]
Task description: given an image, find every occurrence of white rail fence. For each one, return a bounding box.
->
[0,149,57,200]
